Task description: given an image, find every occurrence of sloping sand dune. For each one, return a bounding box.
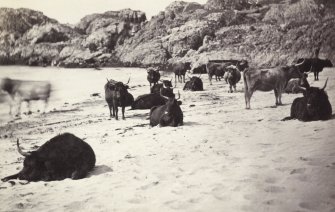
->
[0,67,334,212]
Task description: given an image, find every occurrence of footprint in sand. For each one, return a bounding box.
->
[299,201,320,210]
[264,186,285,193]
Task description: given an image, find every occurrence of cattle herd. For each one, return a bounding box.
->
[0,57,333,182]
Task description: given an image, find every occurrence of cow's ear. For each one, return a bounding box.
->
[177,100,182,105]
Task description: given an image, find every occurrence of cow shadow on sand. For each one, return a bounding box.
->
[88,165,113,177]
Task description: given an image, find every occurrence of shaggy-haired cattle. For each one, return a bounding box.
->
[149,90,183,127]
[223,65,241,93]
[1,133,96,182]
[282,79,332,121]
[172,62,191,86]
[105,78,134,120]
[183,76,203,91]
[0,77,51,115]
[296,58,333,81]
[147,67,160,87]
[243,63,304,109]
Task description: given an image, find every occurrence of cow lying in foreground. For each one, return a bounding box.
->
[282,78,332,121]
[0,77,51,116]
[243,62,304,109]
[105,78,134,120]
[150,90,183,127]
[1,133,96,182]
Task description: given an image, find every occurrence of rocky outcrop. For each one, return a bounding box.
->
[0,0,335,68]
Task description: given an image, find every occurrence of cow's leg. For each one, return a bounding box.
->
[245,89,252,109]
[274,89,280,106]
[228,85,232,93]
[175,74,177,87]
[114,105,118,120]
[314,71,317,81]
[209,74,212,85]
[122,106,125,120]
[1,173,20,182]
[108,104,112,118]
[234,84,237,92]
[316,71,319,81]
[278,90,283,105]
[27,101,32,115]
[183,75,185,83]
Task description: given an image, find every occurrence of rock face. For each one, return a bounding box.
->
[0,0,335,68]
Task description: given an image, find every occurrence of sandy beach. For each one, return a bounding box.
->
[0,66,334,212]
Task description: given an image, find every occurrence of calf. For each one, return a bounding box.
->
[282,78,332,121]
[150,90,183,127]
[1,133,96,182]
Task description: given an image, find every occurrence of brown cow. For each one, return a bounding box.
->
[243,63,304,109]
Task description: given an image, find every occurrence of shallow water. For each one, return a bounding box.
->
[0,66,154,119]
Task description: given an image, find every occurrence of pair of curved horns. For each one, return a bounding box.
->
[298,78,328,91]
[17,139,31,157]
[294,59,305,66]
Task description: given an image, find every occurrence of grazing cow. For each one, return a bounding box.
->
[243,63,304,109]
[172,62,191,86]
[149,90,183,127]
[0,78,51,116]
[183,76,204,91]
[223,65,241,93]
[296,58,333,81]
[1,133,96,182]
[285,73,310,94]
[104,78,134,120]
[282,78,332,121]
[147,67,160,87]
[150,79,173,95]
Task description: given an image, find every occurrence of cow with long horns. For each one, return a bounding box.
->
[105,77,134,120]
[282,79,332,121]
[243,61,304,109]
[296,58,333,81]
[1,133,96,182]
[149,90,183,127]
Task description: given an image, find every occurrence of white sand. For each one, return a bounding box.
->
[0,67,334,212]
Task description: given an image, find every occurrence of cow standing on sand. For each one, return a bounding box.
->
[147,67,160,87]
[296,58,333,81]
[149,90,183,127]
[105,78,134,120]
[243,62,304,109]
[173,62,191,86]
[206,62,226,85]
[223,65,241,93]
[282,78,332,121]
[1,133,96,182]
[0,77,51,116]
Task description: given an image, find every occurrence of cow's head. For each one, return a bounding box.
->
[238,60,249,71]
[160,89,182,110]
[106,78,130,99]
[285,64,303,79]
[161,79,173,88]
[299,73,310,89]
[15,139,48,181]
[300,78,329,114]
[185,62,192,70]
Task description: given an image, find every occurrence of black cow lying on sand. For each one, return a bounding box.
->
[132,93,167,110]
[282,78,332,121]
[183,76,203,91]
[296,58,333,81]
[1,133,96,182]
[150,90,183,127]
[0,77,51,116]
[105,78,134,120]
